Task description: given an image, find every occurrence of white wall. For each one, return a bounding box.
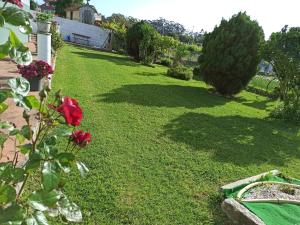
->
[53,17,112,49]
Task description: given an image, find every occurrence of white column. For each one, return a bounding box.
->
[37,33,52,88]
[37,33,52,65]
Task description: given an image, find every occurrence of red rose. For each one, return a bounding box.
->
[57,97,83,126]
[70,130,91,147]
[4,0,23,8]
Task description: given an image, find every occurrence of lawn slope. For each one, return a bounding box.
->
[52,44,300,225]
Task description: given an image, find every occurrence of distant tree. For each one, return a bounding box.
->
[127,21,159,63]
[105,13,139,29]
[149,18,205,45]
[200,12,264,96]
[51,0,84,17]
[30,0,38,10]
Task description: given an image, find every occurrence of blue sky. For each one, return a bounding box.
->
[37,0,299,38]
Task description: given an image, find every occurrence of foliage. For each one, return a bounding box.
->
[36,12,54,22]
[101,21,126,52]
[270,103,300,122]
[18,60,53,80]
[50,0,83,17]
[172,43,201,67]
[0,3,90,224]
[167,65,193,80]
[193,66,201,77]
[160,58,173,67]
[30,0,38,10]
[104,13,138,29]
[149,18,205,45]
[50,23,64,54]
[0,2,33,65]
[200,12,264,96]
[0,77,91,224]
[126,21,159,63]
[264,26,300,120]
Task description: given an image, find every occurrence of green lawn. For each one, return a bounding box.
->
[52,44,300,225]
[249,75,279,93]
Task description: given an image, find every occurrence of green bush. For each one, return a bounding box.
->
[126,21,159,63]
[193,66,201,77]
[167,66,193,81]
[200,12,264,96]
[160,58,172,67]
[270,103,300,123]
[50,23,64,54]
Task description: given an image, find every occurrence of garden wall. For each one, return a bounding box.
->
[53,17,112,49]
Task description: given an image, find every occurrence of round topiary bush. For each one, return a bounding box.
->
[167,66,193,81]
[200,12,264,96]
[126,21,159,62]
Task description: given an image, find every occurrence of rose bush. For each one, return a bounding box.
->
[2,0,23,8]
[0,1,91,224]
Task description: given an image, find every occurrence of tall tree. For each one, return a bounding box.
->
[200,12,264,96]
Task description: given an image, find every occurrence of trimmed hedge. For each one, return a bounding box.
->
[167,66,193,81]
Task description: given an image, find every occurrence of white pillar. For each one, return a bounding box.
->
[37,33,52,88]
[37,33,52,65]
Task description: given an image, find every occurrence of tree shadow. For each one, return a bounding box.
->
[162,113,300,166]
[234,96,274,111]
[98,84,228,109]
[71,51,141,67]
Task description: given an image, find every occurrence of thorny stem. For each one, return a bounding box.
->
[2,0,8,9]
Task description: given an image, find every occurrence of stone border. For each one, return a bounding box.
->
[221,170,281,225]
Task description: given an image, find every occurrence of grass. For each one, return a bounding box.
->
[249,75,279,93]
[52,44,300,225]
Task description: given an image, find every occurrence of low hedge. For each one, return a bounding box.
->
[167,66,193,81]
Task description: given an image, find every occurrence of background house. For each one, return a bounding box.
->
[40,0,56,14]
[65,2,102,25]
[0,0,31,44]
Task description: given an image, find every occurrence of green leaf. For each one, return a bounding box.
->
[25,153,42,171]
[19,144,32,154]
[26,211,49,225]
[0,133,7,149]
[58,197,82,223]
[28,190,61,211]
[0,91,9,103]
[57,153,75,173]
[0,203,25,224]
[0,102,8,114]
[16,133,26,144]
[0,121,14,131]
[9,30,23,47]
[24,96,41,111]
[0,41,11,59]
[0,183,16,204]
[76,161,89,178]
[50,127,73,137]
[11,168,26,183]
[8,77,30,97]
[21,125,31,140]
[2,7,32,29]
[0,163,25,183]
[0,14,4,27]
[42,161,60,191]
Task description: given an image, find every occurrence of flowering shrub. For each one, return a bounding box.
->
[0,78,91,224]
[0,2,91,224]
[18,60,54,80]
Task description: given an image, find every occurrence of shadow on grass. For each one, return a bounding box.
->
[98,84,228,109]
[71,51,141,67]
[163,112,300,166]
[234,96,274,111]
